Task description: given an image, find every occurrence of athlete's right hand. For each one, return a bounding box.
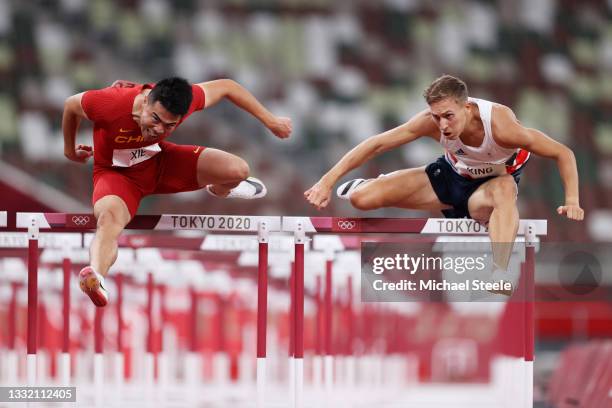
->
[304,180,333,210]
[65,144,93,163]
[266,116,292,139]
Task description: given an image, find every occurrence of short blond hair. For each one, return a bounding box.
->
[423,75,468,105]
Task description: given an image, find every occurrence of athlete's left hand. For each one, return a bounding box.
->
[267,117,292,139]
[557,204,584,221]
[304,179,333,210]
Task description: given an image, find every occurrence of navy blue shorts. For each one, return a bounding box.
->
[425,156,524,219]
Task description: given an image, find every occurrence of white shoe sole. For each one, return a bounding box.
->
[207,177,267,200]
[336,179,367,200]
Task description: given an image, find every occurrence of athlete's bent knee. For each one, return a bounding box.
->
[488,176,517,206]
[349,189,380,211]
[227,159,250,182]
[96,208,125,231]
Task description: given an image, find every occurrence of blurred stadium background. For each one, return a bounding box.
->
[0,1,610,407]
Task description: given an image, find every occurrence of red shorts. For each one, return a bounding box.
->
[92,141,205,218]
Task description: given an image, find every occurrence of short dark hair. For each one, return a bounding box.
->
[149,77,193,116]
[423,75,468,105]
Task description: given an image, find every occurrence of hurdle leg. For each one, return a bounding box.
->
[313,276,323,389]
[294,223,305,408]
[324,254,334,406]
[27,216,39,386]
[158,285,169,404]
[113,273,125,407]
[144,272,157,406]
[345,275,355,389]
[524,223,536,408]
[145,272,156,384]
[256,221,269,408]
[61,257,72,385]
[289,261,296,407]
[186,288,201,405]
[94,308,105,408]
[7,282,19,384]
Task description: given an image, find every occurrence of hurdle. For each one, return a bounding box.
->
[17,236,263,389]
[11,212,546,407]
[283,217,546,408]
[309,234,411,395]
[15,212,280,406]
[0,226,81,385]
[90,230,298,398]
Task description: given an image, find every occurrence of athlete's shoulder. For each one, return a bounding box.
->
[491,103,521,129]
[81,82,140,122]
[406,108,439,140]
[83,82,137,100]
[490,103,526,148]
[186,83,206,113]
[110,79,142,89]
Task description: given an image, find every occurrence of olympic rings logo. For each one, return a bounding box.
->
[337,220,357,230]
[71,215,91,226]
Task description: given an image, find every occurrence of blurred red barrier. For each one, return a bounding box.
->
[548,340,612,408]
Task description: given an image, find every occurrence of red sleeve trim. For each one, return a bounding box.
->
[192,84,205,111]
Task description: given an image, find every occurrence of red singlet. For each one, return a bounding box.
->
[81,81,206,217]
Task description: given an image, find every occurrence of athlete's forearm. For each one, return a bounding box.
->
[321,121,422,186]
[524,127,581,205]
[321,139,385,187]
[556,147,580,205]
[224,80,276,127]
[62,108,81,154]
[62,94,88,154]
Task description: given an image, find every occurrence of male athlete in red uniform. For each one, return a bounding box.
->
[63,77,292,306]
[305,75,583,295]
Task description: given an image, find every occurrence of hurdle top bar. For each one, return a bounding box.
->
[16,213,281,232]
[0,232,82,248]
[83,233,303,252]
[0,211,6,227]
[283,217,547,236]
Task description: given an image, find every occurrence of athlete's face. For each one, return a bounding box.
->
[429,98,469,139]
[139,99,181,142]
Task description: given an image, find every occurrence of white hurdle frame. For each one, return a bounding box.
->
[283,216,546,408]
[0,227,81,386]
[15,212,280,406]
[8,212,545,407]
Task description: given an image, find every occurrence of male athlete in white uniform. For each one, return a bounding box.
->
[305,75,583,295]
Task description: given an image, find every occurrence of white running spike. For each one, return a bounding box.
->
[207,177,267,199]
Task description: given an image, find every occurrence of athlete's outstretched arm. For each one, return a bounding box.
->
[62,92,93,163]
[305,109,438,209]
[492,105,584,221]
[197,79,292,139]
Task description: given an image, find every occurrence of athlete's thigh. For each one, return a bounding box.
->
[467,175,517,222]
[154,142,205,193]
[195,147,248,186]
[360,167,450,210]
[465,184,492,222]
[93,170,140,222]
[93,195,131,226]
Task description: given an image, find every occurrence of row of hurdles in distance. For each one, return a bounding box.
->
[0,211,546,408]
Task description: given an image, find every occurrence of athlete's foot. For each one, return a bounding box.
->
[336,174,390,200]
[206,177,267,199]
[336,179,368,200]
[79,266,109,307]
[486,268,515,297]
